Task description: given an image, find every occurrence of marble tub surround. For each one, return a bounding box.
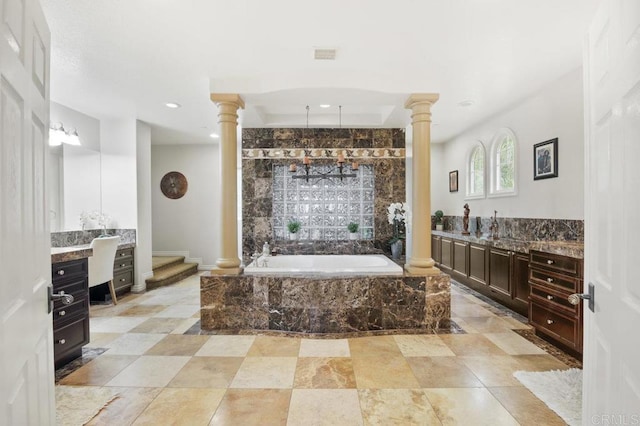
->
[51,228,137,247]
[432,230,583,259]
[435,215,583,242]
[200,272,451,334]
[242,128,405,264]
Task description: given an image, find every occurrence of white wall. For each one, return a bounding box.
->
[100,118,138,228]
[134,121,153,291]
[432,68,584,219]
[151,144,221,267]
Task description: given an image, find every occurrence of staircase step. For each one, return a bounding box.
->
[152,256,186,271]
[146,262,198,290]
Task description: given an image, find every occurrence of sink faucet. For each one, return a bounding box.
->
[489,210,499,240]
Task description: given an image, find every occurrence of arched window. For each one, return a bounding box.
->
[466,142,486,199]
[490,128,517,196]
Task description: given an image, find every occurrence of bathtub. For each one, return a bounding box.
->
[245,254,403,276]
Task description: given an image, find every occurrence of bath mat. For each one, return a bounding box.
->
[56,385,119,426]
[513,368,582,426]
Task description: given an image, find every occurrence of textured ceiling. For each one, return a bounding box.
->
[41,0,599,145]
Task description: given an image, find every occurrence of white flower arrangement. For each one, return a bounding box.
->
[79,210,111,230]
[387,202,407,225]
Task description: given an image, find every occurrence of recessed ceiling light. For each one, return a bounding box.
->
[319,104,331,108]
[165,102,181,109]
[209,133,219,139]
[457,100,475,108]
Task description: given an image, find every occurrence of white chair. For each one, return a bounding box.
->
[88,235,121,305]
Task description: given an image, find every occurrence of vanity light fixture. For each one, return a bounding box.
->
[209,133,219,139]
[165,102,181,109]
[319,104,331,108]
[48,122,81,146]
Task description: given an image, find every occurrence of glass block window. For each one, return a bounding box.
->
[272,164,375,240]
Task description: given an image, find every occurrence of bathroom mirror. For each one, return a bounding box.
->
[49,144,102,231]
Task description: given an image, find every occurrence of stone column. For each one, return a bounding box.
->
[405,93,440,276]
[210,93,244,275]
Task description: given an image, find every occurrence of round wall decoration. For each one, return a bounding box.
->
[160,171,188,199]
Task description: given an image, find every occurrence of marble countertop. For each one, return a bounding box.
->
[51,242,136,264]
[432,231,584,259]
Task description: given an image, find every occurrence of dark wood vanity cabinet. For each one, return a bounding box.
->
[440,237,453,271]
[452,241,469,278]
[113,247,135,293]
[431,235,442,264]
[528,250,583,357]
[469,243,488,286]
[52,258,90,369]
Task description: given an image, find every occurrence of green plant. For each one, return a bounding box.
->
[287,219,301,234]
[347,222,359,233]
[434,210,444,224]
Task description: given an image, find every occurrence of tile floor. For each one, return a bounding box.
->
[56,273,574,425]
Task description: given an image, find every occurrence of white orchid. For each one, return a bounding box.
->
[387,202,407,225]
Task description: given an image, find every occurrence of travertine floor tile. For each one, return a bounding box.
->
[105,355,190,387]
[129,317,187,334]
[352,355,420,389]
[117,305,167,317]
[103,333,166,355]
[85,332,121,348]
[246,335,301,357]
[451,303,496,318]
[294,357,356,389]
[514,354,569,371]
[89,303,135,318]
[144,334,210,356]
[450,317,481,334]
[394,335,456,357]
[89,316,148,333]
[299,339,350,357]
[424,388,519,425]
[170,317,200,335]
[86,387,162,426]
[406,356,484,388]
[231,357,297,389]
[195,335,256,357]
[459,356,533,387]
[489,386,567,426]
[501,316,533,330]
[58,355,138,386]
[287,389,364,426]
[439,334,508,356]
[348,335,402,358]
[456,316,514,333]
[483,332,547,355]
[154,304,201,318]
[209,389,291,426]
[358,389,441,425]
[168,356,243,388]
[132,388,225,426]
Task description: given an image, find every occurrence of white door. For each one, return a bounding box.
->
[583,0,640,420]
[0,0,53,424]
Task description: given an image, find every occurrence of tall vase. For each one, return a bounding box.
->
[390,240,402,260]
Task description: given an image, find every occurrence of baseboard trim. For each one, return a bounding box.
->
[198,264,216,271]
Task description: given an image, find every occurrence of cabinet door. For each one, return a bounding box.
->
[511,252,530,316]
[452,241,469,277]
[489,248,511,296]
[440,238,453,271]
[469,244,488,285]
[431,236,441,264]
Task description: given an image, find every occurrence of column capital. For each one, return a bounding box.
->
[404,93,439,110]
[210,93,245,109]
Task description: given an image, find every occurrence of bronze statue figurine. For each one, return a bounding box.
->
[462,203,470,235]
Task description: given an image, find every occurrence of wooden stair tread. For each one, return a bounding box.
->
[152,256,185,270]
[146,262,198,283]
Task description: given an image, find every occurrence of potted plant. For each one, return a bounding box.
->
[434,210,444,231]
[387,202,407,259]
[287,219,301,240]
[347,222,359,240]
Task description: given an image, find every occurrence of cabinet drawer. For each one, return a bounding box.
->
[530,302,580,350]
[53,316,89,357]
[530,251,580,277]
[529,268,580,292]
[114,269,134,290]
[53,296,89,325]
[114,257,134,271]
[530,285,577,315]
[52,259,88,284]
[116,248,134,259]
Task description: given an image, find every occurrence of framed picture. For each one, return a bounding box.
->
[533,138,558,180]
[449,170,458,192]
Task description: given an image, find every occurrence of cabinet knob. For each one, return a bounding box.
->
[59,310,66,316]
[547,260,554,264]
[120,263,126,267]
[58,339,66,345]
[547,278,554,283]
[120,278,126,282]
[547,319,554,325]
[57,270,65,276]
[120,253,125,256]
[546,295,554,300]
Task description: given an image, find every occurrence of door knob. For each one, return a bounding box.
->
[48,287,74,313]
[568,283,595,312]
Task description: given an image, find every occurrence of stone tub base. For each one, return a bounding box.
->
[200,273,451,334]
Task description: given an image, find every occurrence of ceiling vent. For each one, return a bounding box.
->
[314,48,336,60]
